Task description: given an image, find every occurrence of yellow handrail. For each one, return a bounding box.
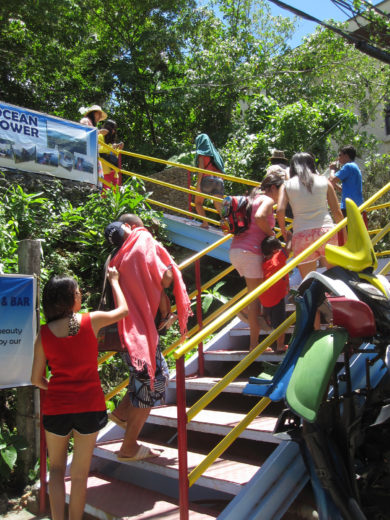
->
[116,149,260,187]
[366,201,390,212]
[371,221,390,246]
[186,265,235,301]
[379,259,390,275]
[146,198,220,226]
[178,234,232,270]
[105,378,129,401]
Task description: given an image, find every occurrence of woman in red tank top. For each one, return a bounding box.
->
[31,268,127,520]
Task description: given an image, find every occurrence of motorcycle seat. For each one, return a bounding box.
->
[325,198,377,272]
[328,296,376,337]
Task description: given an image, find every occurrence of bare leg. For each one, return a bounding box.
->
[318,256,333,270]
[195,194,208,228]
[298,261,320,329]
[112,395,130,422]
[117,404,160,458]
[68,430,98,520]
[245,277,263,351]
[45,431,71,520]
[276,333,286,351]
[213,198,222,216]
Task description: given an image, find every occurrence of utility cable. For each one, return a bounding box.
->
[266,0,390,64]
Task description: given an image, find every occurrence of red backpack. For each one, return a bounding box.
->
[221,195,252,235]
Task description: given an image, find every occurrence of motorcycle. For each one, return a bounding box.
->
[245,199,390,519]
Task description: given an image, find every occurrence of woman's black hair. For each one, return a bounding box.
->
[289,152,315,193]
[103,119,118,144]
[42,276,78,323]
[86,111,97,127]
[261,236,282,256]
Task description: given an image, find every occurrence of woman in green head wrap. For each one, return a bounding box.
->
[194,133,225,229]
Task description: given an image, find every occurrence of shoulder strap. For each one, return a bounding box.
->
[98,253,112,310]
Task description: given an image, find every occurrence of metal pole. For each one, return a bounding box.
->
[195,260,204,377]
[176,357,189,520]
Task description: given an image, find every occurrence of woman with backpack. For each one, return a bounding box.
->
[229,172,284,351]
[194,133,225,229]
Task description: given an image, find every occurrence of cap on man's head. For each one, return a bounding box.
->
[104,221,125,247]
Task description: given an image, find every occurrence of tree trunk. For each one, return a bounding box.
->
[15,239,41,487]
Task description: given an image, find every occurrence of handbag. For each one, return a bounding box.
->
[97,254,126,352]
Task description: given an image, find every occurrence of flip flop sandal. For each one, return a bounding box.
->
[117,445,163,462]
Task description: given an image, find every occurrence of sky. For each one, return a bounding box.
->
[266,0,352,47]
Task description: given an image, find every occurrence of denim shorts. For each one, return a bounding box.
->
[122,345,169,408]
[43,411,107,436]
[200,175,224,196]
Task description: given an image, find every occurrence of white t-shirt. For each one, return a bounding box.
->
[285,174,333,234]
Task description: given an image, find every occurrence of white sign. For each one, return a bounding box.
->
[0,275,37,389]
[0,101,98,184]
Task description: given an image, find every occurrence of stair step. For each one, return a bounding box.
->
[147,405,280,444]
[170,376,247,393]
[204,349,285,363]
[66,472,218,519]
[230,326,295,336]
[94,440,263,496]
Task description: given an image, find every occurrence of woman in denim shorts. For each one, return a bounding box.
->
[194,133,225,229]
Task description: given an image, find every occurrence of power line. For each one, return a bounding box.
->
[267,0,390,64]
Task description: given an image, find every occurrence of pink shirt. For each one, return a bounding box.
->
[80,117,93,127]
[230,194,275,255]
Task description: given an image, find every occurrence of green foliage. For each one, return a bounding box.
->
[192,280,228,314]
[0,176,163,311]
[222,94,358,181]
[362,153,390,252]
[0,424,27,489]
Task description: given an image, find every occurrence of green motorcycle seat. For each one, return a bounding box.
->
[286,328,348,422]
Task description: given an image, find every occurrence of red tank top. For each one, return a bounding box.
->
[41,313,106,415]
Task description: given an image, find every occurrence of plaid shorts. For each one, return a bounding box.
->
[122,344,169,408]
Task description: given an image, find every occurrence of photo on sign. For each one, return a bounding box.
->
[13,144,36,164]
[59,149,74,171]
[0,139,14,162]
[36,148,59,167]
[47,120,88,156]
[73,153,93,174]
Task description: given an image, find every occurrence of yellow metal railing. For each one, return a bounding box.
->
[115,148,260,186]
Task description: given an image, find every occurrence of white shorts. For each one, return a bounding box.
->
[230,248,263,279]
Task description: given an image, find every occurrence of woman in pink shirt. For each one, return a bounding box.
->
[229,172,284,350]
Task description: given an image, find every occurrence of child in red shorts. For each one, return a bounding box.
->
[260,235,292,353]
